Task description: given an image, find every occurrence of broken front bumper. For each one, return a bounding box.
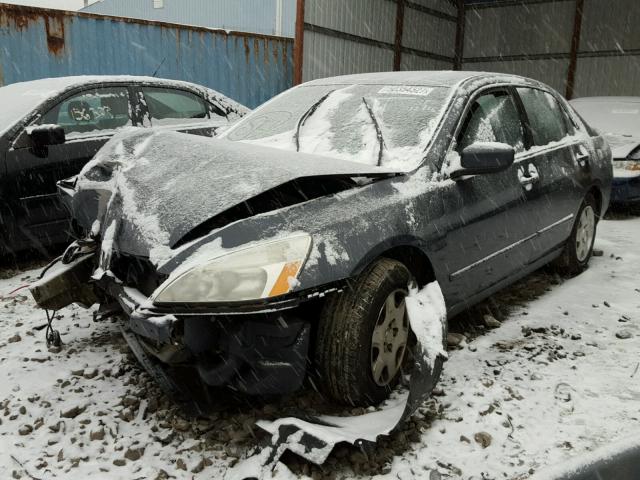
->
[30,251,99,310]
[31,253,311,396]
[118,286,312,396]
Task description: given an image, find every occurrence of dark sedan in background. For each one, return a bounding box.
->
[0,76,248,258]
[570,97,640,211]
[32,71,612,410]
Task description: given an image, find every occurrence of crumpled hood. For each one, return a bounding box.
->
[73,129,397,265]
[605,134,640,159]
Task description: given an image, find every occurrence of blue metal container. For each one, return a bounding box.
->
[81,0,297,38]
[0,3,293,108]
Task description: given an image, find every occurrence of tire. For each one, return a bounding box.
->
[314,258,413,407]
[556,193,598,275]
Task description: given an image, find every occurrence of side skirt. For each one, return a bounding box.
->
[447,246,564,318]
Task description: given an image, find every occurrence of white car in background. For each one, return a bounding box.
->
[570,97,640,211]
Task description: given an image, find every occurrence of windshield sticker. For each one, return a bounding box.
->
[378,85,433,96]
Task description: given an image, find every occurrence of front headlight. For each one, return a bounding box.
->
[151,233,312,304]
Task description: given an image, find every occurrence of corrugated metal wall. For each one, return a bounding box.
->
[574,0,640,97]
[81,0,297,37]
[299,0,461,83]
[0,3,293,108]
[462,0,640,98]
[463,0,574,94]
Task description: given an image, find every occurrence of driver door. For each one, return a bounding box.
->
[4,85,135,249]
[438,88,536,308]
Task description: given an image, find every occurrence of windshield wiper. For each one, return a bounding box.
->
[294,89,335,152]
[362,97,386,166]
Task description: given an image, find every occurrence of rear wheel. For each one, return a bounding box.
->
[314,258,412,406]
[556,194,598,275]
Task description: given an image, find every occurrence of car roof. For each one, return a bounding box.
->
[3,75,209,93]
[302,70,535,88]
[0,75,244,139]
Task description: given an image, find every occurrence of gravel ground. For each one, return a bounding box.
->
[0,216,639,479]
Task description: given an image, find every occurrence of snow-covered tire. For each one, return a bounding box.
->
[314,258,412,407]
[556,193,598,275]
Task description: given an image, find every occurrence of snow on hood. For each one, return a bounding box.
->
[75,129,399,265]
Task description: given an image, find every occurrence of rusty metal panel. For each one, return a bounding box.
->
[403,9,456,57]
[81,0,297,38]
[302,29,393,81]
[580,0,640,52]
[305,0,396,44]
[0,3,293,108]
[574,55,640,97]
[464,2,574,58]
[464,58,570,94]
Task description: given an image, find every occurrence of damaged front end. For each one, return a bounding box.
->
[30,237,316,401]
[29,128,448,476]
[30,238,447,477]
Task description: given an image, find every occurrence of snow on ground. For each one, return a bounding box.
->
[0,216,639,479]
[377,216,640,480]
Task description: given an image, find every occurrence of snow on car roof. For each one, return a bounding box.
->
[303,70,525,87]
[0,75,236,138]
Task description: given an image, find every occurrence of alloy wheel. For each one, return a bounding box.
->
[370,289,409,386]
[575,205,596,262]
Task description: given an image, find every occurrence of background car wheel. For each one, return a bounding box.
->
[314,258,413,407]
[556,193,598,275]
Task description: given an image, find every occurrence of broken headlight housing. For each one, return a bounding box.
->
[151,233,312,304]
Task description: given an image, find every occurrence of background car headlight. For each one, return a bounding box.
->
[152,233,312,304]
[614,160,640,174]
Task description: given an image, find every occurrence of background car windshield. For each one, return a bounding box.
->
[571,99,640,137]
[224,84,452,169]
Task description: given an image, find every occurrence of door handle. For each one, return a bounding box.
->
[575,146,590,167]
[518,164,539,190]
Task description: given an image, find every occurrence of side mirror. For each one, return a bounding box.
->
[450,142,515,179]
[28,124,66,148]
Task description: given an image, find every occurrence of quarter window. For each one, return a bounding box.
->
[142,88,208,125]
[41,87,132,137]
[457,90,525,153]
[517,88,569,146]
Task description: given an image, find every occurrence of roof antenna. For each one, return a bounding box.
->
[152,57,166,77]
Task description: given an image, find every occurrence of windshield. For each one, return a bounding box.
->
[0,82,54,137]
[571,99,640,137]
[223,83,452,169]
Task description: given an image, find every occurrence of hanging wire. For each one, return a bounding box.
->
[45,309,61,348]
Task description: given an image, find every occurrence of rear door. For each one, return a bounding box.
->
[439,87,535,307]
[514,87,586,261]
[136,86,229,137]
[4,85,135,248]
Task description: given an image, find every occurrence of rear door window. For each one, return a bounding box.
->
[41,86,132,137]
[517,88,569,146]
[457,90,525,152]
[142,87,209,126]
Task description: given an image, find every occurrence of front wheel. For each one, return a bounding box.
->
[556,193,598,275]
[314,258,412,407]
